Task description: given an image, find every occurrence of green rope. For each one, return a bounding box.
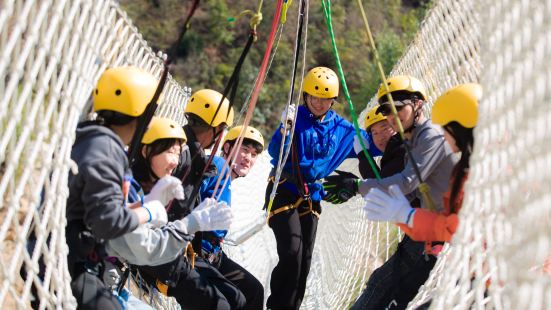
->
[321,0,381,180]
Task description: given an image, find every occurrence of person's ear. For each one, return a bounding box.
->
[141,145,147,158]
[223,143,231,157]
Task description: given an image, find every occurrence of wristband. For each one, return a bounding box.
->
[143,204,152,223]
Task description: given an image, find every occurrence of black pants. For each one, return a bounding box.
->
[265,185,320,310]
[138,255,245,310]
[214,252,264,310]
[71,270,121,310]
[200,251,263,310]
[350,236,436,310]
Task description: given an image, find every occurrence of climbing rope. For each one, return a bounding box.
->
[234,23,284,126]
[355,0,436,211]
[168,0,263,218]
[211,0,285,201]
[166,0,201,61]
[127,61,170,166]
[320,0,381,180]
[265,0,308,222]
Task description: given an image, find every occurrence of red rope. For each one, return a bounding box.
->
[212,0,285,199]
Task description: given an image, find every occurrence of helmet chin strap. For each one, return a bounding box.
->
[403,101,422,133]
[231,168,243,179]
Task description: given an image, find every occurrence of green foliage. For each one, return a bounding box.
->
[120,0,429,137]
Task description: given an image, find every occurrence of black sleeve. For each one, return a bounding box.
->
[80,157,139,240]
[380,135,407,178]
[358,151,380,179]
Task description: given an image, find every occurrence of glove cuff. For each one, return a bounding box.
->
[353,179,360,193]
[181,215,201,235]
[141,205,152,223]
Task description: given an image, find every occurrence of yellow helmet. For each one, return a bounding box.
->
[223,125,264,150]
[93,66,158,117]
[432,83,481,128]
[185,89,235,127]
[303,67,339,98]
[376,75,427,103]
[142,117,187,145]
[364,106,387,131]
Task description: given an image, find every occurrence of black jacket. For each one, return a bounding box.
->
[67,122,139,241]
[359,134,406,179]
[169,126,217,221]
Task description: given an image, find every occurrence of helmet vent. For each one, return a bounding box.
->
[115,89,121,96]
[95,89,98,95]
[325,88,329,91]
[170,124,175,128]
[190,97,195,102]
[205,103,210,108]
[315,86,319,90]
[318,75,321,78]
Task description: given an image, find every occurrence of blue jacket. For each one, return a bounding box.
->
[268,105,378,201]
[199,156,232,254]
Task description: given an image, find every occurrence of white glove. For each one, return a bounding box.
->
[144,176,184,206]
[363,185,414,225]
[143,200,168,227]
[190,198,234,231]
[354,135,369,155]
[280,104,296,126]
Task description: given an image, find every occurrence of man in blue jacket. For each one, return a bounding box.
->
[264,67,377,310]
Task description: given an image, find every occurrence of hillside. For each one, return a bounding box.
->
[120,0,430,134]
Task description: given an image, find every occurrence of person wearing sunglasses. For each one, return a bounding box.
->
[357,84,482,309]
[324,76,458,309]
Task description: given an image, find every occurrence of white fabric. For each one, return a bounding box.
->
[363,185,413,224]
[142,200,168,228]
[144,176,184,206]
[190,198,234,232]
[280,103,296,126]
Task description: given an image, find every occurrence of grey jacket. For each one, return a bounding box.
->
[105,216,200,266]
[358,119,457,212]
[67,123,139,240]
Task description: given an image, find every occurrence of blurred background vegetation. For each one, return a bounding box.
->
[120,0,431,136]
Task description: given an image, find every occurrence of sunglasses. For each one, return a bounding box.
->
[378,102,407,116]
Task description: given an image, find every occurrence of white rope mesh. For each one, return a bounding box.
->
[408,0,551,308]
[2,0,551,309]
[0,0,189,308]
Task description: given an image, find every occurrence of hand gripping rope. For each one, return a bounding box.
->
[354,0,437,211]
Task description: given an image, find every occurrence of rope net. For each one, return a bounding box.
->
[1,0,551,309]
[0,1,189,308]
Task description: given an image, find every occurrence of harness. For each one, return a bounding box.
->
[266,139,320,221]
